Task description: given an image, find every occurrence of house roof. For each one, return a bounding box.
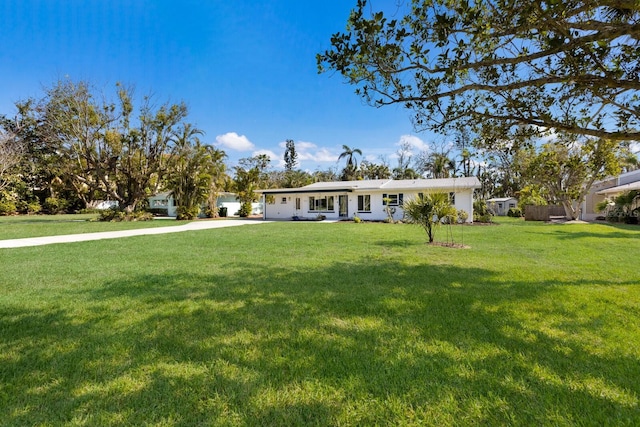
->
[593,168,640,186]
[596,181,640,195]
[487,197,517,202]
[257,177,481,194]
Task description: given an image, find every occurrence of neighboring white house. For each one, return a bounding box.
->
[486,197,518,216]
[95,200,119,210]
[148,192,263,217]
[256,177,481,222]
[581,169,640,220]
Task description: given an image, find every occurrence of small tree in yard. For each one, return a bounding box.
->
[166,124,221,220]
[403,192,456,243]
[519,137,621,220]
[233,154,270,217]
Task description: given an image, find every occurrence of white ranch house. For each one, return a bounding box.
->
[257,177,481,222]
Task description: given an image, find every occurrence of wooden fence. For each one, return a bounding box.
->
[524,205,566,221]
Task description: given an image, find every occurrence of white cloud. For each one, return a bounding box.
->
[215,132,255,151]
[279,140,337,163]
[311,148,338,162]
[297,141,318,150]
[397,134,430,152]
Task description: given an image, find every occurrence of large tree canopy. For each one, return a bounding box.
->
[318,0,640,142]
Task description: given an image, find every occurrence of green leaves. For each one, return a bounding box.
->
[403,192,456,243]
[318,0,640,141]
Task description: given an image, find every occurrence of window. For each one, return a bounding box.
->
[509,203,515,209]
[153,199,168,207]
[295,198,301,210]
[449,192,456,204]
[281,197,287,204]
[383,193,403,206]
[309,196,334,212]
[358,195,371,212]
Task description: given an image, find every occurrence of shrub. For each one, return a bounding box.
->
[43,197,69,214]
[146,208,169,217]
[204,205,219,218]
[473,200,493,223]
[507,207,523,217]
[0,200,17,216]
[98,208,153,222]
[176,205,199,221]
[353,215,362,223]
[27,201,42,214]
[77,208,102,214]
[457,209,469,223]
[238,201,252,217]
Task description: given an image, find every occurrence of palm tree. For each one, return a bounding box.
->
[205,145,228,217]
[338,145,362,169]
[166,124,224,220]
[338,145,362,181]
[403,192,456,243]
[427,152,455,178]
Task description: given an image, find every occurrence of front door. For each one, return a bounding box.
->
[339,195,348,217]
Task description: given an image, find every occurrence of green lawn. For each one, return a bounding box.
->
[0,214,191,240]
[1,218,639,426]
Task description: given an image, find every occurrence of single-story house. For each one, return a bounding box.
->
[256,177,481,222]
[148,192,263,217]
[486,197,518,216]
[582,169,640,221]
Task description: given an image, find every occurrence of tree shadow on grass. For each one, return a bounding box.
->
[2,260,639,425]
[543,229,640,240]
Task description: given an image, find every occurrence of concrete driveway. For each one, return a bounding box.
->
[0,219,271,249]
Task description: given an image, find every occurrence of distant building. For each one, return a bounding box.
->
[486,197,518,216]
[582,169,640,220]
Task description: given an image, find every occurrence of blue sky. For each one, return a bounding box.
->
[1,0,436,171]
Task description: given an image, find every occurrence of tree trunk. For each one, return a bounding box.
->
[561,199,579,220]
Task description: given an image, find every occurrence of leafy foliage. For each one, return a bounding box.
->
[519,137,622,219]
[165,124,226,220]
[98,208,153,222]
[507,207,523,218]
[403,192,456,242]
[604,190,640,224]
[318,0,640,142]
[233,154,270,216]
[37,79,188,213]
[0,199,16,215]
[473,199,493,223]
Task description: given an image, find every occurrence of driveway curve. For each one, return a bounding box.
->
[0,219,272,249]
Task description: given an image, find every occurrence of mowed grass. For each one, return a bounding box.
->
[1,218,639,426]
[0,214,191,240]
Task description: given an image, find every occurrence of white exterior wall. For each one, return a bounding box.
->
[453,188,474,221]
[263,195,300,219]
[262,188,475,222]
